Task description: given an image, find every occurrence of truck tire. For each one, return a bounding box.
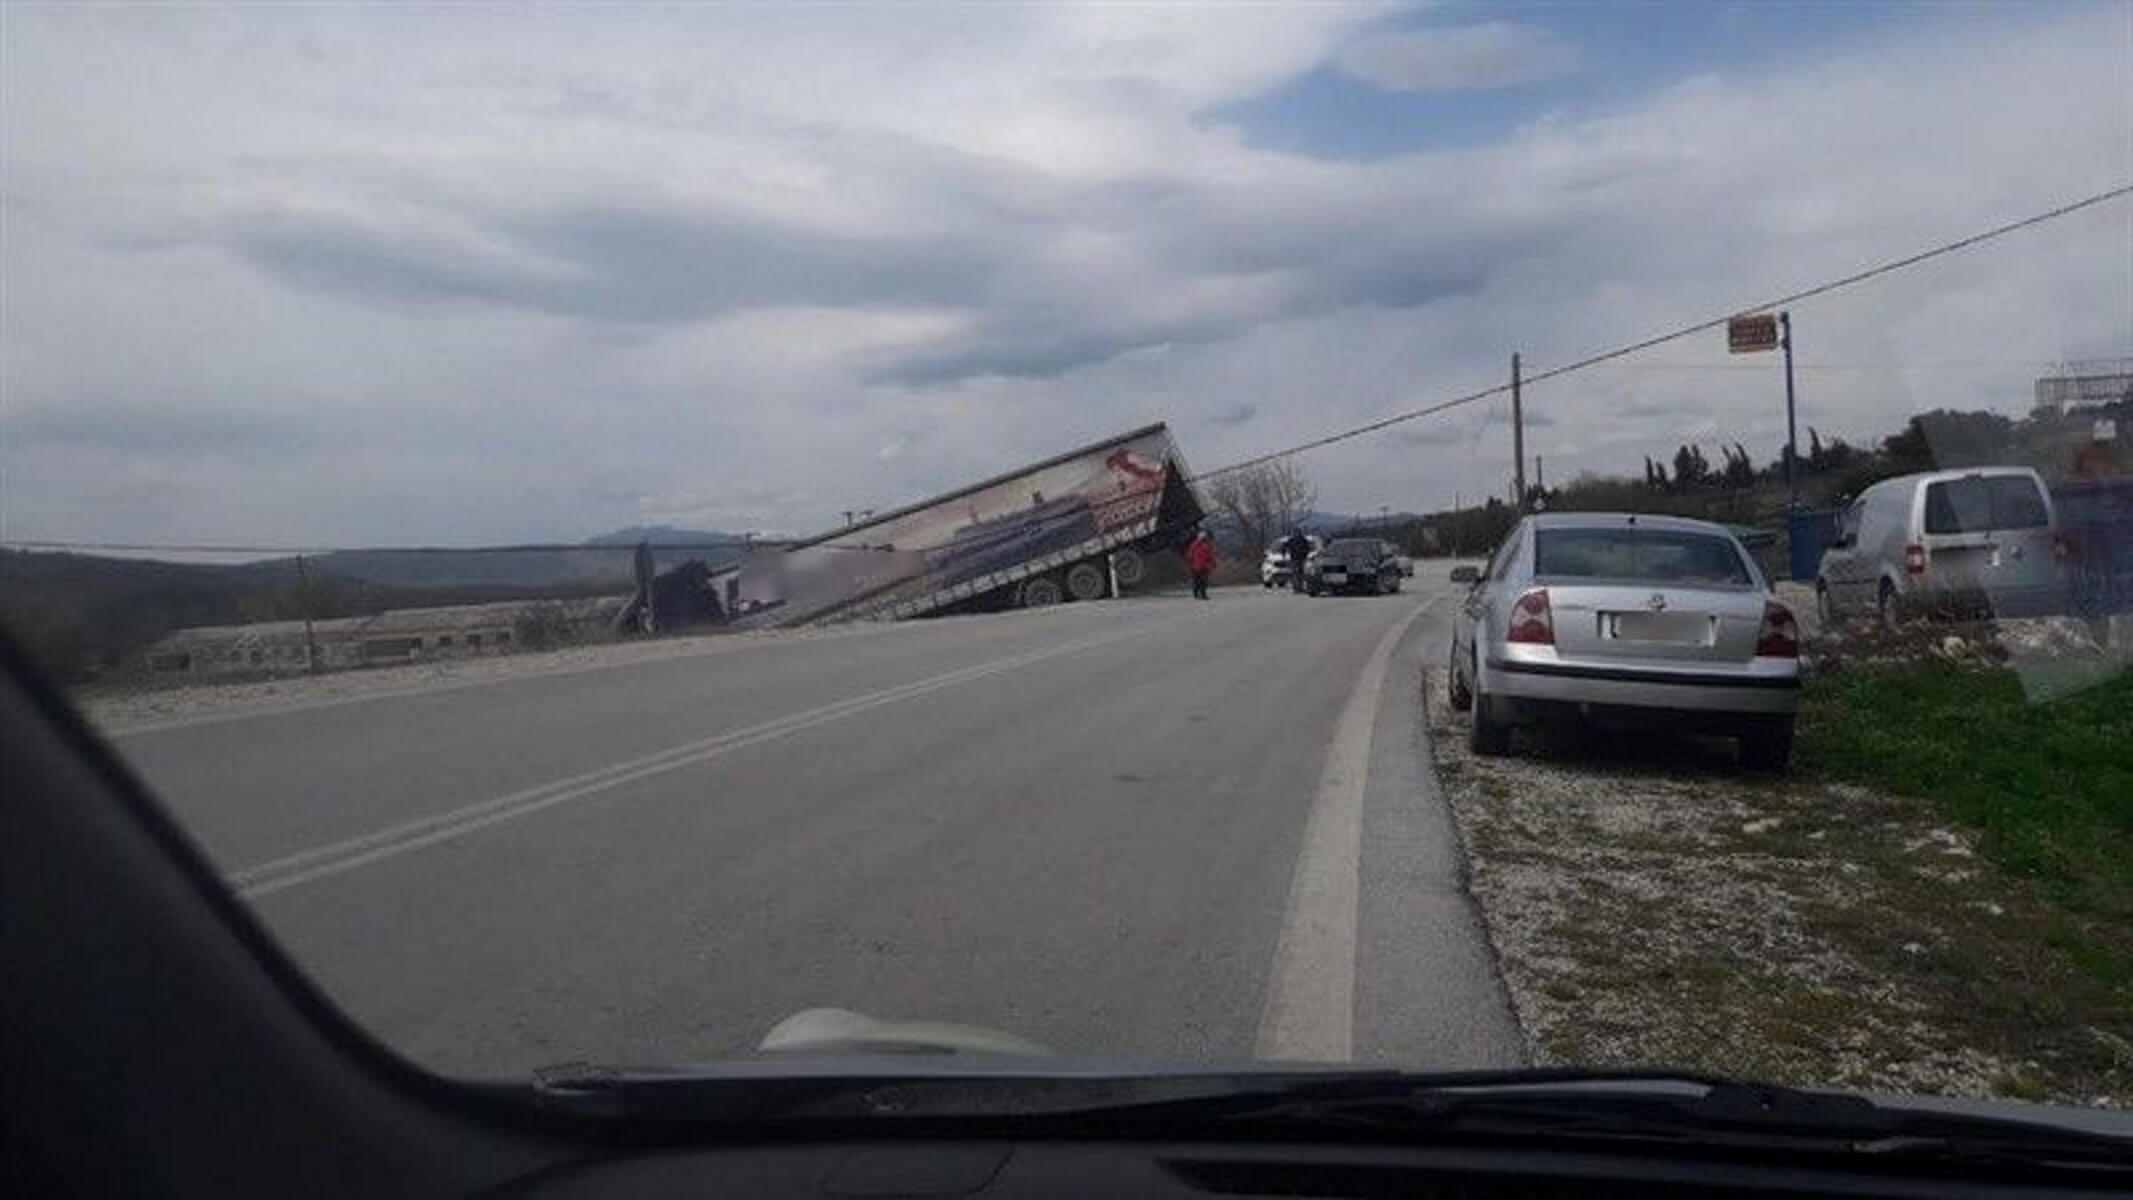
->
[1110,548,1145,587]
[1065,561,1107,602]
[1020,577,1064,608]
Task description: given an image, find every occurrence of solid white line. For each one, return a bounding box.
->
[231,624,1158,899]
[1255,593,1442,1061]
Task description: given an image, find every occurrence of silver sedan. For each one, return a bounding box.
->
[1446,512,1802,769]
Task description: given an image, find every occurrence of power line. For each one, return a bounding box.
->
[1192,180,2133,484]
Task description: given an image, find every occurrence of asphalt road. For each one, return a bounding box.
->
[109,573,1522,1079]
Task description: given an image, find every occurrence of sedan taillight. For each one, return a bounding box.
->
[1506,588,1554,645]
[1755,602,1799,659]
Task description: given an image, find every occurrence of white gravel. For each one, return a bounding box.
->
[1422,668,2128,1105]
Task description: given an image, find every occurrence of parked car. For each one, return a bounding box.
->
[1815,467,2066,629]
[1306,538,1406,595]
[1447,513,1801,768]
[1260,536,1320,587]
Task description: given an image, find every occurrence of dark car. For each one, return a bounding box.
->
[1306,537,1407,595]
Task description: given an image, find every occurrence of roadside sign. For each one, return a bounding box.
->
[1728,313,1779,353]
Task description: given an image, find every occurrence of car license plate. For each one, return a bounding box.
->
[1607,612,1708,644]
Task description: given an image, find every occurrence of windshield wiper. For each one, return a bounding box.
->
[532,1063,2132,1170]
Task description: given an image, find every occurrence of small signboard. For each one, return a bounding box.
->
[1728,313,1779,353]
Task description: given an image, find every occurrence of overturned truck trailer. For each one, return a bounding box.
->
[722,424,1206,627]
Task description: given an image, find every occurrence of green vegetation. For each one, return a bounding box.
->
[1796,662,2133,983]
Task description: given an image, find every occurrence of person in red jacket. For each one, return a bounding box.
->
[1184,530,1217,600]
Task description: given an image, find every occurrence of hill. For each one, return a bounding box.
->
[312,526,746,589]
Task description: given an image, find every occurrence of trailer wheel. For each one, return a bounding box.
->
[1065,561,1107,601]
[1019,577,1065,607]
[1109,548,1145,587]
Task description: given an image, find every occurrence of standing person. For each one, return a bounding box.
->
[1185,530,1217,600]
[1282,528,1313,594]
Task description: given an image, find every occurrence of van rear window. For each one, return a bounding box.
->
[1533,529,1753,584]
[1923,476,2049,534]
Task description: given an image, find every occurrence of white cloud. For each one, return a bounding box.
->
[1333,22,1580,92]
[0,4,2127,548]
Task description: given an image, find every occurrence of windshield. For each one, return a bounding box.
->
[1534,529,1755,585]
[3,0,2128,1121]
[1924,475,2052,535]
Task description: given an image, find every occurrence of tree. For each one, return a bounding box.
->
[1721,442,1755,489]
[1204,458,1317,553]
[1881,409,2015,472]
[1672,443,1711,491]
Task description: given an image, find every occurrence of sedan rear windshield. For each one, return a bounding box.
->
[1923,475,2049,534]
[1533,528,1754,585]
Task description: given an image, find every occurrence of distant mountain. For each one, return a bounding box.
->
[1202,509,1414,549]
[0,549,609,682]
[314,526,748,590]
[584,525,738,548]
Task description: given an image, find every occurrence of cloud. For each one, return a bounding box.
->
[1333,22,1580,92]
[1,4,2127,549]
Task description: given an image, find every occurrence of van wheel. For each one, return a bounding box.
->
[1064,561,1107,601]
[1877,581,1904,630]
[1740,719,1795,771]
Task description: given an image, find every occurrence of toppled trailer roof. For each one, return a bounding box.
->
[779,422,1188,552]
[723,423,1205,627]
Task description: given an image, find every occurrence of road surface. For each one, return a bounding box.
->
[108,573,1522,1078]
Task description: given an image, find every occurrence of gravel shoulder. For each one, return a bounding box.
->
[1423,666,2131,1107]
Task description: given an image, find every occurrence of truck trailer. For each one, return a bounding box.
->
[718,424,1206,627]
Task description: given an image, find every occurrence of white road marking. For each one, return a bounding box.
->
[230,624,1159,899]
[1255,593,1443,1061]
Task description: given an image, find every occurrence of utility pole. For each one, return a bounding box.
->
[1780,311,1800,509]
[1510,353,1527,511]
[1451,491,1462,556]
[294,554,321,675]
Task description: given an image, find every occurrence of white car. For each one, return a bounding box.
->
[1448,512,1801,768]
[1260,537,1320,587]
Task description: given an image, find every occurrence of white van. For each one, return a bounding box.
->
[1815,467,2066,627]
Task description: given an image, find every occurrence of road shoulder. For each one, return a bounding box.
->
[1421,666,2131,1106]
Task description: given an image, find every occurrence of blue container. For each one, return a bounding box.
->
[1787,509,1839,583]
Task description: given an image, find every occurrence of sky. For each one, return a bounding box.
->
[3,0,2130,549]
